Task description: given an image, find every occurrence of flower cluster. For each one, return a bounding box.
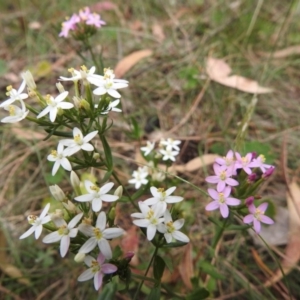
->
[205,150,275,233]
[131,186,189,243]
[59,6,106,38]
[129,138,181,189]
[19,171,124,290]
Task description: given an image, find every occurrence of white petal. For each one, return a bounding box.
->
[79,238,97,253]
[34,225,43,239]
[60,235,70,257]
[83,130,98,143]
[37,106,51,119]
[19,226,35,239]
[173,219,184,230]
[92,199,102,212]
[43,231,61,243]
[147,224,157,241]
[81,143,94,152]
[96,212,106,230]
[52,161,60,176]
[100,182,114,194]
[98,239,112,259]
[55,91,69,102]
[172,231,190,243]
[164,233,172,243]
[40,203,50,219]
[68,213,83,229]
[103,228,124,239]
[75,194,94,202]
[133,219,150,227]
[78,268,94,282]
[69,228,78,238]
[100,194,118,202]
[107,89,121,98]
[60,158,72,171]
[49,107,58,122]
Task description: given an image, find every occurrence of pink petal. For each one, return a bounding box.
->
[94,271,103,290]
[253,219,261,233]
[226,197,241,206]
[223,186,231,197]
[97,252,106,265]
[207,188,219,200]
[205,201,219,211]
[205,175,219,184]
[217,181,226,192]
[225,178,239,186]
[257,202,268,213]
[243,214,254,224]
[219,204,229,218]
[102,263,118,274]
[260,215,274,225]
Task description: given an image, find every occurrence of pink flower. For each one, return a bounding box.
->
[206,186,241,218]
[205,163,239,192]
[86,13,106,27]
[215,150,237,175]
[79,7,91,20]
[235,152,253,175]
[243,203,274,233]
[249,154,272,173]
[77,253,117,290]
[59,14,80,38]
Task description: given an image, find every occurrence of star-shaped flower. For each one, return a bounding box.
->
[37,91,73,122]
[157,209,189,243]
[128,166,149,189]
[131,202,164,241]
[205,186,241,218]
[19,203,51,240]
[160,138,181,151]
[60,66,96,85]
[47,143,72,176]
[59,127,98,156]
[140,141,155,156]
[159,146,179,161]
[143,186,183,213]
[0,81,28,108]
[77,253,117,290]
[75,181,118,212]
[78,211,124,259]
[1,100,29,123]
[243,203,274,233]
[43,213,83,257]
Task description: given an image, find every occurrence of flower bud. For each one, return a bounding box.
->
[251,152,257,159]
[152,170,166,182]
[80,99,91,111]
[73,96,81,109]
[56,82,65,93]
[245,196,254,206]
[93,153,100,160]
[21,70,36,90]
[262,167,275,179]
[62,200,78,214]
[50,209,65,226]
[70,171,80,189]
[49,185,66,202]
[247,173,257,183]
[114,186,123,198]
[124,252,134,262]
[74,252,85,263]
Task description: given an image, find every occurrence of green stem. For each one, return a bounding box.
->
[133,246,159,300]
[85,38,102,73]
[211,217,228,249]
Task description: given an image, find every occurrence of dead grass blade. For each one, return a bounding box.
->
[259,45,300,58]
[206,57,272,94]
[178,243,194,290]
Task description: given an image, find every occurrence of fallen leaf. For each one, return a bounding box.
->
[152,23,165,43]
[259,45,300,59]
[175,154,219,173]
[264,181,300,287]
[114,49,153,78]
[206,57,272,94]
[178,243,194,290]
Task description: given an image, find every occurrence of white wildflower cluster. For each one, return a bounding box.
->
[128,138,181,189]
[131,186,189,244]
[19,171,124,290]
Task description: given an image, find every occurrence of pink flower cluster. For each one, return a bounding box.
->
[205,150,275,233]
[59,7,106,38]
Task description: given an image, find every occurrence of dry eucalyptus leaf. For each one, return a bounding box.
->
[114,49,153,78]
[175,154,218,173]
[178,243,194,290]
[0,264,30,286]
[11,127,46,140]
[206,57,272,94]
[265,181,300,287]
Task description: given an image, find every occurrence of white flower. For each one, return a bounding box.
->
[47,143,72,176]
[140,141,155,156]
[157,210,189,243]
[77,253,117,290]
[37,91,73,122]
[75,181,118,212]
[159,146,179,161]
[88,68,128,98]
[0,81,28,107]
[43,213,83,257]
[143,186,183,213]
[60,66,96,85]
[128,166,149,189]
[160,138,181,151]
[99,99,122,114]
[131,202,164,241]
[21,70,36,90]
[59,127,98,156]
[1,100,29,123]
[19,203,51,240]
[78,211,124,259]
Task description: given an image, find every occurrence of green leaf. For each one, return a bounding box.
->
[199,260,225,280]
[0,59,8,76]
[100,135,113,171]
[112,245,123,259]
[243,141,275,164]
[97,281,117,300]
[186,287,209,300]
[153,255,165,281]
[162,241,188,248]
[147,284,161,300]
